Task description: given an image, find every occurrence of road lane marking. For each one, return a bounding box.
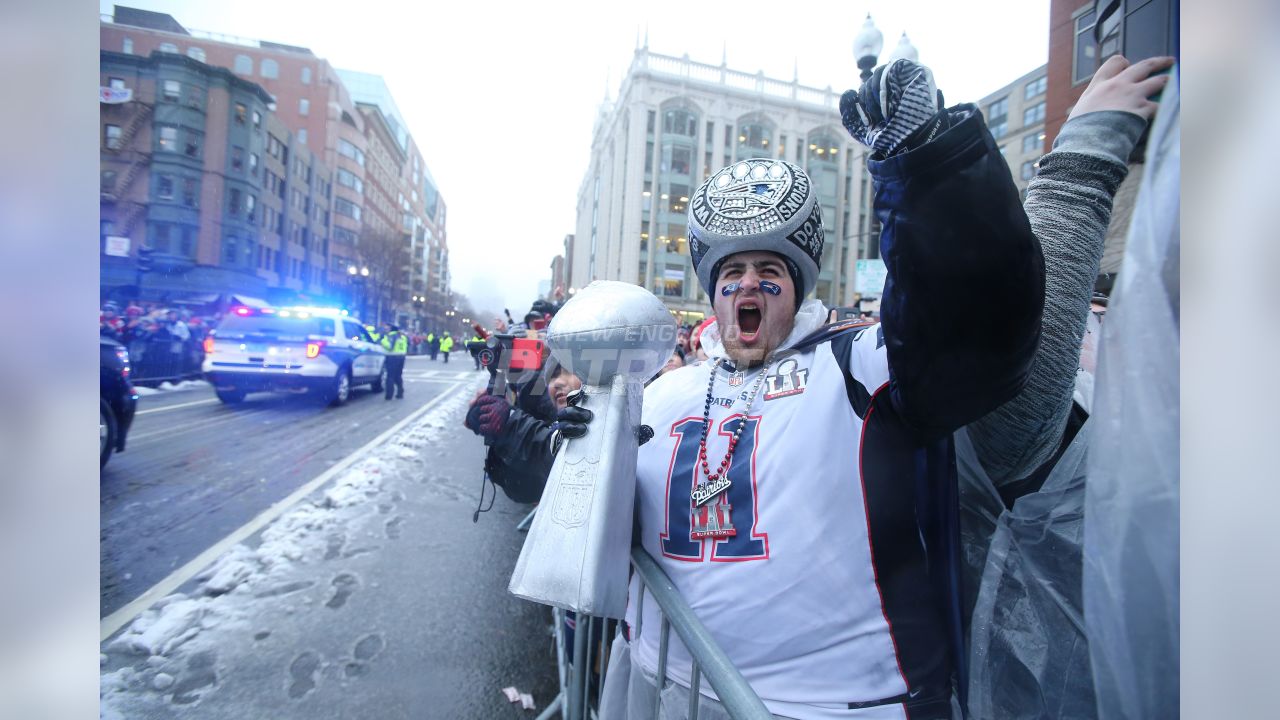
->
[100,380,468,642]
[135,398,219,415]
[127,406,275,443]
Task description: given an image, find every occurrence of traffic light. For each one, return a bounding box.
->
[137,246,154,273]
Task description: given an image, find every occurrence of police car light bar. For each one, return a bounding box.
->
[282,306,347,317]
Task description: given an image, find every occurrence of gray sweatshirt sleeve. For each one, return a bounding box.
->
[965,110,1146,484]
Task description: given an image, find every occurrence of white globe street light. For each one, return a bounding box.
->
[854,13,884,81]
[887,32,919,63]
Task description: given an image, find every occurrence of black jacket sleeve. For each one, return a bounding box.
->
[868,104,1045,440]
[485,406,558,503]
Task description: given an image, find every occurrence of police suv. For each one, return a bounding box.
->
[202,306,387,406]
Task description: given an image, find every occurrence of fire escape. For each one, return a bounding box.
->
[102,100,154,237]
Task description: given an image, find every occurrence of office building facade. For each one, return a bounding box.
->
[978,64,1050,200]
[572,45,868,323]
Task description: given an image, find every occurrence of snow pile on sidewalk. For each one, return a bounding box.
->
[101,386,475,713]
[133,379,211,396]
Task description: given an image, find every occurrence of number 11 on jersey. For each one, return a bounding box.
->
[660,416,769,562]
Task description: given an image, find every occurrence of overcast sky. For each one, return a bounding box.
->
[100,0,1050,317]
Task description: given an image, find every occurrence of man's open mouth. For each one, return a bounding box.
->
[737,303,762,340]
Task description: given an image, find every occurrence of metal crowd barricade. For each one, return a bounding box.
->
[536,540,771,720]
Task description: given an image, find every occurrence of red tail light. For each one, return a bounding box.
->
[306,341,325,358]
[233,306,252,316]
[203,336,215,354]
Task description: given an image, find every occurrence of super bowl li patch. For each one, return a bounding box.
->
[762,358,809,401]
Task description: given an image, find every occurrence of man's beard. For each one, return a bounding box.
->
[717,321,790,368]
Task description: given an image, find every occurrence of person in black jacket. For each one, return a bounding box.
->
[464,362,587,504]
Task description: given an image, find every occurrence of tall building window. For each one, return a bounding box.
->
[252,110,262,128]
[180,226,195,257]
[647,111,655,135]
[1023,101,1046,126]
[162,80,180,102]
[183,130,201,158]
[987,96,1009,122]
[152,223,172,253]
[299,98,310,116]
[246,195,257,222]
[807,136,841,164]
[663,108,697,137]
[1021,160,1037,181]
[223,236,238,264]
[298,129,308,145]
[261,58,279,79]
[249,153,259,176]
[231,146,244,172]
[104,124,122,150]
[235,55,253,74]
[666,185,689,214]
[338,139,365,166]
[122,37,133,54]
[157,126,177,152]
[1074,8,1100,84]
[301,67,312,84]
[159,42,179,54]
[234,103,247,125]
[187,47,206,62]
[182,178,198,207]
[1022,130,1046,154]
[156,175,174,200]
[1024,75,1047,99]
[736,121,773,159]
[986,96,1009,140]
[334,197,361,221]
[337,168,364,193]
[662,145,692,176]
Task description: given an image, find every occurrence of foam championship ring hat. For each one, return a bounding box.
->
[688,158,824,299]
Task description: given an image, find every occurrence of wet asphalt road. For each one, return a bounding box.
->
[101,356,481,616]
[100,356,561,718]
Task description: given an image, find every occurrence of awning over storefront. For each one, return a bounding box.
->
[171,294,220,306]
[228,294,271,309]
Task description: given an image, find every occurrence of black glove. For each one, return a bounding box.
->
[840,58,950,160]
[554,405,593,439]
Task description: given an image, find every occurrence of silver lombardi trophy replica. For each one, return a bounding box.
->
[508,281,676,618]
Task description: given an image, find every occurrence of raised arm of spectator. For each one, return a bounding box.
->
[965,55,1175,483]
[842,60,1044,439]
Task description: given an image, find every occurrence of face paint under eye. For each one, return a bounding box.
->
[721,282,741,296]
[760,280,782,296]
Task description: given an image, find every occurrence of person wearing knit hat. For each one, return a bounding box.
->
[588,54,1171,719]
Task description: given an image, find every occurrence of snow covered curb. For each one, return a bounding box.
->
[101,385,475,712]
[133,379,211,396]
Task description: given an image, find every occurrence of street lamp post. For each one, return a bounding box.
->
[347,265,370,321]
[411,295,426,333]
[853,13,884,82]
[854,13,885,296]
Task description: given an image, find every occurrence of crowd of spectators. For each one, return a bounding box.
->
[100,301,216,381]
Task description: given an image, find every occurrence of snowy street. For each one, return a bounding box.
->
[100,356,559,718]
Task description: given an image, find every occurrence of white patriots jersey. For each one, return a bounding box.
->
[626,324,951,718]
